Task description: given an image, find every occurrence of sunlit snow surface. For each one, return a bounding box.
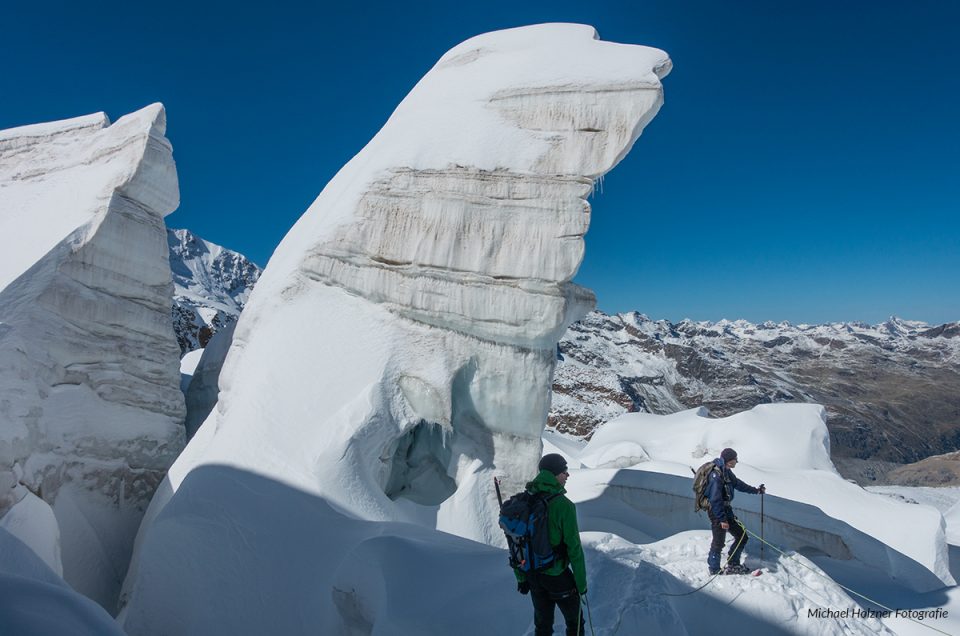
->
[2,404,957,632]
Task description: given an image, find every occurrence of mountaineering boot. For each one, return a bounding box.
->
[707,550,721,575]
[722,563,750,575]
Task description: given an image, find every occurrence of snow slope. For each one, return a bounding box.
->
[564,405,952,592]
[115,409,960,635]
[0,105,185,610]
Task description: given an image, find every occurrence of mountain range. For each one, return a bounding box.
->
[552,310,960,483]
[168,231,960,485]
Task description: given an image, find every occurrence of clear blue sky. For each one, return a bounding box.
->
[4,1,958,325]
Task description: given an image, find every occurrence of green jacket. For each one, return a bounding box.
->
[514,469,587,594]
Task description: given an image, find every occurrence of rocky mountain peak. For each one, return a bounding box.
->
[167,228,262,354]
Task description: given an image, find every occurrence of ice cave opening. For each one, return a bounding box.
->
[383,421,456,506]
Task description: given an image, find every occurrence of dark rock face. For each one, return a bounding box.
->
[167,228,262,355]
[551,312,960,477]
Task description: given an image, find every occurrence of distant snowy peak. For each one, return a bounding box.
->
[627,312,959,349]
[167,228,261,353]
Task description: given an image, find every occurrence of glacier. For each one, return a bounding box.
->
[0,105,185,610]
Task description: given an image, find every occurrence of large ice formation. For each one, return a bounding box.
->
[120,23,669,630]
[0,105,185,610]
[152,23,668,536]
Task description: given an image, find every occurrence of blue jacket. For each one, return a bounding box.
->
[706,457,759,522]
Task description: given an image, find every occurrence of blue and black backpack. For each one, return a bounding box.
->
[498,490,560,572]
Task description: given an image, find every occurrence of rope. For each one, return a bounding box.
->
[742,527,953,636]
[660,519,748,597]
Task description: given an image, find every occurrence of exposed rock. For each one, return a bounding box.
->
[167,228,261,355]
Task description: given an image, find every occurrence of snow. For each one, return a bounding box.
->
[0,104,185,610]
[116,440,960,635]
[572,405,953,592]
[178,348,204,392]
[182,321,235,438]
[0,490,62,576]
[0,526,126,636]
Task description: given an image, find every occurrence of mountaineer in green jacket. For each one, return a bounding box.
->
[516,453,586,636]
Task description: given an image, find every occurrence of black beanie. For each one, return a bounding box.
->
[539,453,568,476]
[721,448,738,463]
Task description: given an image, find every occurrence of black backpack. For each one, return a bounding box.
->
[692,461,721,512]
[498,490,560,572]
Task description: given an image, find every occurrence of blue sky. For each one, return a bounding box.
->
[4,1,958,324]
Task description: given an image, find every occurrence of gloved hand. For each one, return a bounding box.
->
[517,581,529,595]
[758,484,766,495]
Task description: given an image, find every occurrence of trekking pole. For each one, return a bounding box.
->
[582,593,596,636]
[494,476,503,507]
[759,488,765,565]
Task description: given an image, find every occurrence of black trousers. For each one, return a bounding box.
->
[709,508,747,565]
[528,568,584,636]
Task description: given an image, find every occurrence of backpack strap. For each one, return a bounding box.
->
[540,492,565,559]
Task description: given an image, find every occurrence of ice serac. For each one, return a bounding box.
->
[162,23,667,540]
[117,27,665,614]
[0,105,185,610]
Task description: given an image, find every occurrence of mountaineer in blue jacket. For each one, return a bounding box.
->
[706,448,765,575]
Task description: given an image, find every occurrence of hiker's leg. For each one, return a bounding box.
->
[556,593,584,636]
[529,575,556,636]
[708,511,726,572]
[728,517,748,565]
[542,570,583,636]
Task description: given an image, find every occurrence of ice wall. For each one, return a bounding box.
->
[0,105,185,610]
[158,24,668,547]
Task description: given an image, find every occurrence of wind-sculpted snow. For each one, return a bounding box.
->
[561,404,955,592]
[122,23,669,630]
[0,105,185,610]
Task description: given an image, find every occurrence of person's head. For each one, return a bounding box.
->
[720,448,738,468]
[539,453,570,485]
